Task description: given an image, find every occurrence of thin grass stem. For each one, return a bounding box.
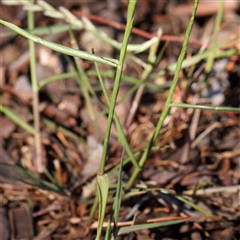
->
[99,0,138,176]
[170,103,240,112]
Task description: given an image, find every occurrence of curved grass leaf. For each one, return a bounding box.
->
[0,19,119,67]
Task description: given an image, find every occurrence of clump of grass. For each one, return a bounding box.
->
[1,0,239,239]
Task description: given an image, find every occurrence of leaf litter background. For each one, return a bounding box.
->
[0,0,240,239]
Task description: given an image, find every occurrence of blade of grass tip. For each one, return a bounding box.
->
[96,174,109,240]
[37,0,65,19]
[176,195,212,217]
[0,19,119,67]
[126,0,199,188]
[155,40,168,66]
[39,72,77,89]
[167,191,212,217]
[127,54,148,68]
[169,103,240,112]
[99,0,138,176]
[0,105,36,135]
[59,6,83,28]
[215,48,239,58]
[94,62,140,169]
[28,0,42,173]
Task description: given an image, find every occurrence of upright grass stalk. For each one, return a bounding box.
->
[93,2,138,237]
[28,1,42,173]
[126,0,199,188]
[99,0,138,176]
